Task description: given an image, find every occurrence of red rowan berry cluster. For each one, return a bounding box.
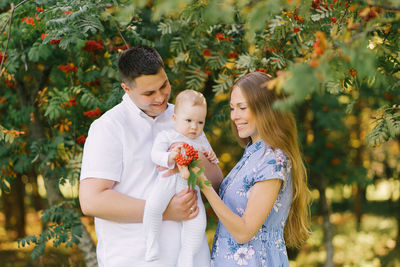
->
[0,52,7,63]
[176,143,199,166]
[21,17,35,26]
[83,40,104,53]
[256,68,267,73]
[204,70,212,76]
[84,78,101,87]
[293,14,305,23]
[348,69,357,77]
[83,107,102,118]
[228,52,238,58]
[61,98,78,108]
[76,135,86,144]
[58,64,78,73]
[49,38,62,44]
[3,77,17,88]
[116,45,129,50]
[215,33,232,42]
[202,49,212,57]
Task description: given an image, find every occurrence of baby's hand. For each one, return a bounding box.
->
[203,150,218,164]
[168,147,181,166]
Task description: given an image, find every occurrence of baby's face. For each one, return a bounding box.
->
[173,103,206,139]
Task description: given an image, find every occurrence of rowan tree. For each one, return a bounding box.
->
[0,0,399,266]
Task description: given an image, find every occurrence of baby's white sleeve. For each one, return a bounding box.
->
[151,131,174,168]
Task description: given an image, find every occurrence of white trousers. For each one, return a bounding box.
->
[143,173,207,267]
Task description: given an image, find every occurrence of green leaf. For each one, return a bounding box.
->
[28,43,41,62]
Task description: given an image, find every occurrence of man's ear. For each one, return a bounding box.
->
[121,83,130,93]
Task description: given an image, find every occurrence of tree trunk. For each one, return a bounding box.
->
[353,104,365,231]
[396,138,400,250]
[78,224,98,267]
[14,174,26,238]
[29,115,98,266]
[396,188,400,250]
[1,186,13,231]
[1,173,26,238]
[28,170,44,212]
[317,176,335,267]
[353,185,365,231]
[15,78,98,266]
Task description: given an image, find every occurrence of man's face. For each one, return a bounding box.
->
[121,68,171,118]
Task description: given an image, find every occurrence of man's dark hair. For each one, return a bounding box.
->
[118,45,164,86]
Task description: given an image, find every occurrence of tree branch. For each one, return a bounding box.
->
[20,40,28,71]
[31,66,51,104]
[378,4,400,12]
[344,26,379,45]
[0,4,14,77]
[0,0,31,77]
[0,0,30,34]
[115,22,130,49]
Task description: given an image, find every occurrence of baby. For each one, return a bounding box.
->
[144,89,218,267]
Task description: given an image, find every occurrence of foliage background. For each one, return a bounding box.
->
[0,0,399,266]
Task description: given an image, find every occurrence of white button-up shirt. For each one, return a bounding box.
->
[80,94,210,267]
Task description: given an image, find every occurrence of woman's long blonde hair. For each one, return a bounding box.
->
[230,72,311,248]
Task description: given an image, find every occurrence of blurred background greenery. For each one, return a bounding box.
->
[0,0,399,266]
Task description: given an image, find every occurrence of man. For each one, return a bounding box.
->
[79,45,223,267]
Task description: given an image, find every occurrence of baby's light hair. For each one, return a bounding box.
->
[174,90,207,113]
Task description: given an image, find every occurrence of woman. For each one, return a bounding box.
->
[198,72,311,266]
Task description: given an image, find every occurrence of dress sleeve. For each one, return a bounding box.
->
[253,149,289,185]
[80,118,123,182]
[151,131,174,168]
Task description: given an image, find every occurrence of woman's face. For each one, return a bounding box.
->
[230,86,260,143]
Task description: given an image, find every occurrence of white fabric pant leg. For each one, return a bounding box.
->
[143,172,178,261]
[176,177,207,267]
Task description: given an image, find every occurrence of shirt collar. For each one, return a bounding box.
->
[244,140,264,157]
[122,93,172,120]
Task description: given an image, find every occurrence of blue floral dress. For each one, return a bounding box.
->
[211,140,292,267]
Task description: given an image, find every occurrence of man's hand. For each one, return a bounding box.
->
[163,187,199,221]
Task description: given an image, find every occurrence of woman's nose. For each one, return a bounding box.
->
[231,109,239,120]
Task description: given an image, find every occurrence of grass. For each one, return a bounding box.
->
[289,212,399,267]
[0,211,399,266]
